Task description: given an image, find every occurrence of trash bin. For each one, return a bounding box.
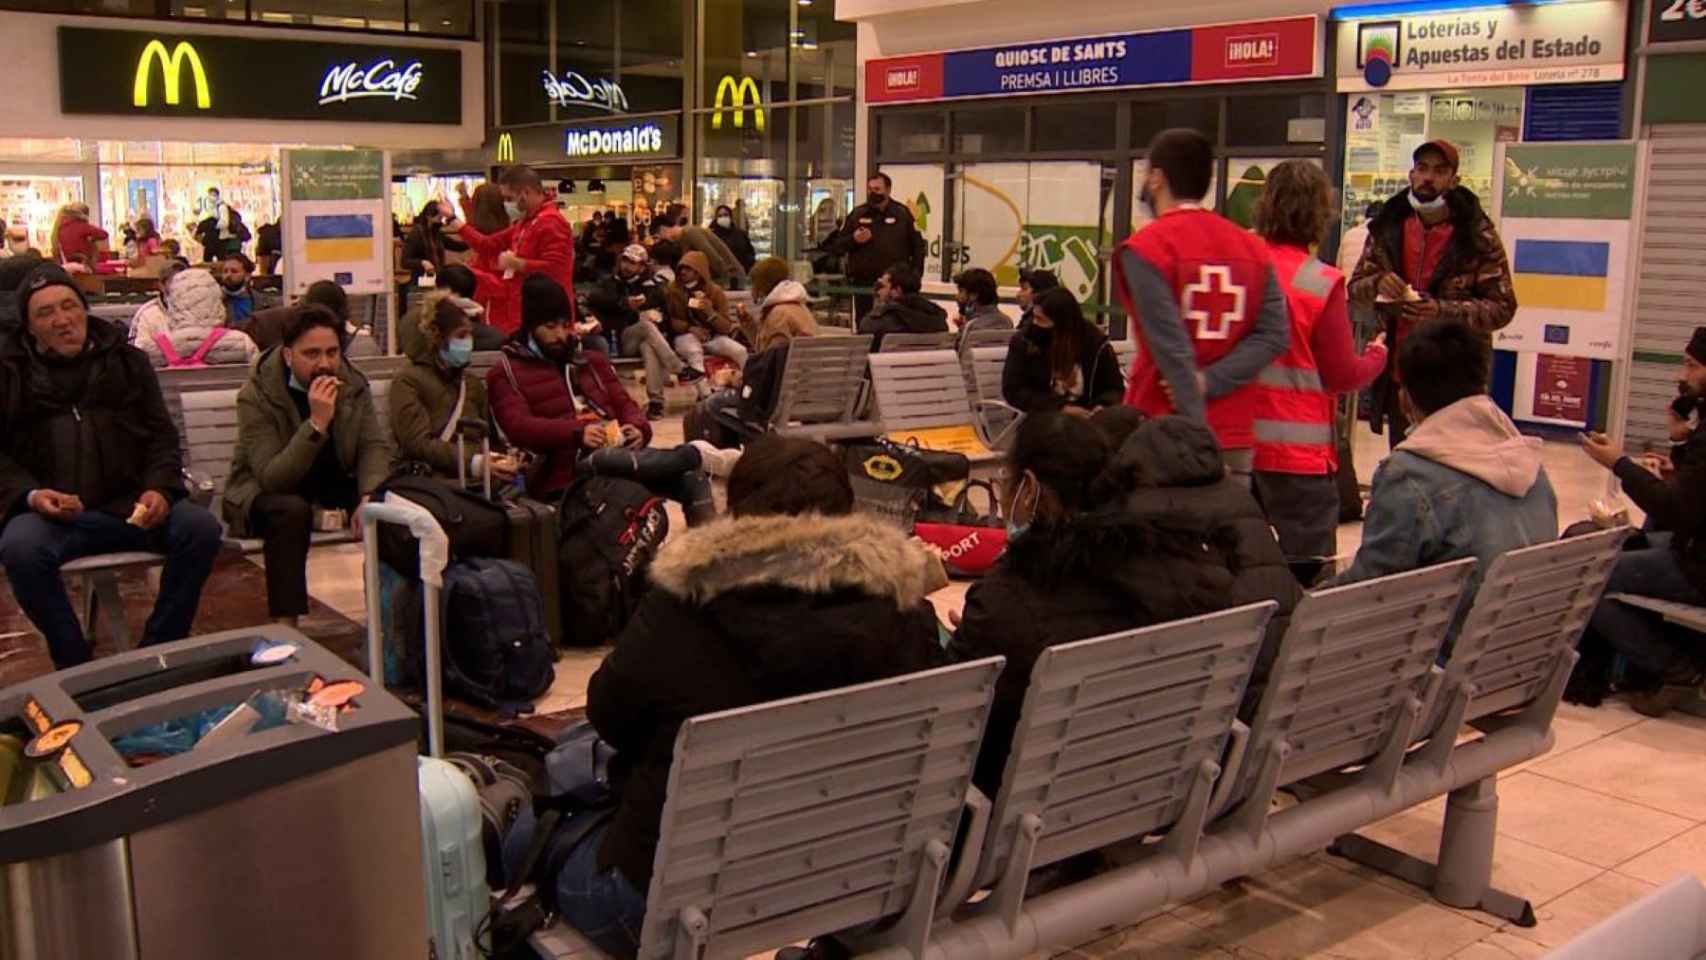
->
[0,626,426,960]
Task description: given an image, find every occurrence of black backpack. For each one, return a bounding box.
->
[556,477,669,647]
[441,558,556,710]
[374,475,510,578]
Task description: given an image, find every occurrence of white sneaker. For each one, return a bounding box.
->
[689,440,742,479]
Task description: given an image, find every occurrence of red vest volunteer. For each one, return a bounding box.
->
[1254,244,1387,475]
[1113,206,1291,459]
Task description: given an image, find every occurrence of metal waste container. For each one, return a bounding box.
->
[0,626,425,960]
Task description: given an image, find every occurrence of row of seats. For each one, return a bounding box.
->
[529,525,1630,960]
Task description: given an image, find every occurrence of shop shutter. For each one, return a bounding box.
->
[1626,124,1706,454]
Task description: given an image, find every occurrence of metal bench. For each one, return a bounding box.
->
[960,343,1022,452]
[531,656,1006,960]
[879,332,958,353]
[768,335,883,442]
[866,350,1001,466]
[58,353,452,649]
[939,603,1277,928]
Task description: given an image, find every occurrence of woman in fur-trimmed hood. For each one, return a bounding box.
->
[570,437,945,952]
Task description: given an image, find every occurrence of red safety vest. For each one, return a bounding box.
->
[1115,207,1273,450]
[1253,244,1339,475]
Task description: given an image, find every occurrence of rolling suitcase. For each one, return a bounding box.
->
[418,755,491,960]
[457,427,564,647]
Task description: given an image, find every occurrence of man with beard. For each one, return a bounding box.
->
[1348,140,1517,447]
[1112,128,1290,487]
[218,252,282,328]
[222,305,391,627]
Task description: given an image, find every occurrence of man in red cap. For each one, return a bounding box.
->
[1347,139,1516,446]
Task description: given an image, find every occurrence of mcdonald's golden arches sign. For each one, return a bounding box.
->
[712,75,765,132]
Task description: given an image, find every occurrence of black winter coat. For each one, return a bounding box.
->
[585,270,666,342]
[0,318,185,523]
[586,512,946,889]
[825,201,927,283]
[1110,416,1302,711]
[1001,322,1125,415]
[952,508,1246,796]
[710,223,758,273]
[858,293,948,351]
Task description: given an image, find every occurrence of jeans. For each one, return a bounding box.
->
[558,819,646,956]
[622,323,684,403]
[673,333,748,374]
[1588,532,1706,678]
[0,500,223,668]
[1253,471,1340,585]
[581,446,715,526]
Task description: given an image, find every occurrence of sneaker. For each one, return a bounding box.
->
[689,440,742,479]
[645,401,665,421]
[1629,679,1704,718]
[678,367,705,384]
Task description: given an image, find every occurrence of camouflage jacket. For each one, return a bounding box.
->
[1346,187,1517,338]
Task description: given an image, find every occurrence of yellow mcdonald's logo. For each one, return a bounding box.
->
[133,39,211,109]
[496,132,515,163]
[712,75,764,132]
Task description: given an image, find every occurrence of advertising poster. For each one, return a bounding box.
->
[1528,353,1593,424]
[1492,142,1635,362]
[959,162,1103,300]
[127,178,160,226]
[885,163,946,279]
[284,148,388,297]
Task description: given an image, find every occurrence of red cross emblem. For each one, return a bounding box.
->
[1183,264,1246,341]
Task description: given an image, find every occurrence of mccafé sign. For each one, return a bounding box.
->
[60,26,462,124]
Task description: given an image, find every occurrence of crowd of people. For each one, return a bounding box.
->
[0,132,1701,957]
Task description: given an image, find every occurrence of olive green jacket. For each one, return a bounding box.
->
[390,348,492,479]
[222,347,391,536]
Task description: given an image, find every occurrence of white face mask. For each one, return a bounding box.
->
[715,216,732,229]
[1408,190,1448,214]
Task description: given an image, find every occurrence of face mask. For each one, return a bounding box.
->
[1409,189,1447,214]
[715,216,732,229]
[440,336,474,368]
[958,300,972,317]
[1005,473,1039,542]
[867,193,886,207]
[1026,323,1053,344]
[504,200,523,220]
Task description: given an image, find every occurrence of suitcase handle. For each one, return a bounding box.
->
[362,499,452,757]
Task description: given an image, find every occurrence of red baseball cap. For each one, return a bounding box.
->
[1413,139,1460,171]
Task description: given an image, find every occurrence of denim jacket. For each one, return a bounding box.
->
[1331,395,1558,645]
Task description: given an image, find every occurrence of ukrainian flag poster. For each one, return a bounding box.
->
[281,148,389,299]
[1491,141,1638,427]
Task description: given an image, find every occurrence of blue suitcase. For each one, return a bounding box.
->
[418,756,491,960]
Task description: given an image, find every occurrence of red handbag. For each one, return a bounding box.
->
[913,481,1008,578]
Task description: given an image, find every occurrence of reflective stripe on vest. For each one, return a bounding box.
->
[1253,246,1338,475]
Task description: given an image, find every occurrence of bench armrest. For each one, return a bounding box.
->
[936,785,992,917]
[1208,719,1251,820]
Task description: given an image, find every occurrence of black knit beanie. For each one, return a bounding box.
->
[15,263,87,322]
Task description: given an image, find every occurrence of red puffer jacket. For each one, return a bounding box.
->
[486,340,651,497]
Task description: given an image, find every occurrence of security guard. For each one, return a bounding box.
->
[825,171,927,321]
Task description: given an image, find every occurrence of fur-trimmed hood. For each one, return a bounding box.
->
[649,511,936,608]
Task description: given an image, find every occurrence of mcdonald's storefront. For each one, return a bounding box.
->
[461,113,688,230]
[0,11,480,259]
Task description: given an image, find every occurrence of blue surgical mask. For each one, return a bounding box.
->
[504,200,523,220]
[1004,473,1039,542]
[1005,520,1031,542]
[440,336,474,368]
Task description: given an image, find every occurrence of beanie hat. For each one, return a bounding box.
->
[519,273,573,338]
[16,263,87,321]
[1689,326,1706,365]
[621,243,649,264]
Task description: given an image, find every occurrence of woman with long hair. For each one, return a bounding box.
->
[453,181,519,334]
[1250,159,1387,584]
[1001,286,1123,416]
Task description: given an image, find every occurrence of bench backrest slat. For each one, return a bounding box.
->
[639,657,1003,960]
[774,336,872,427]
[980,603,1275,888]
[878,332,956,353]
[1446,527,1630,724]
[868,350,975,433]
[1237,559,1476,798]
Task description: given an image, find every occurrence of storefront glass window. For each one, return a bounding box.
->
[879,113,945,158]
[0,175,84,254]
[1226,94,1326,150]
[250,0,405,31]
[89,142,282,260]
[1034,102,1116,153]
[549,0,684,116]
[498,1,552,126]
[953,109,1027,156]
[1131,99,1219,149]
[957,161,1111,302]
[695,100,855,262]
[1341,88,1523,232]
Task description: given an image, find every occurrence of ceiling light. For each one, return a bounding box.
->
[745,50,758,57]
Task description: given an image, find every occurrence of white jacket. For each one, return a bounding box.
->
[131,269,259,368]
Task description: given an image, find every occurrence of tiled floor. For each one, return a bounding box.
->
[19,412,1689,957]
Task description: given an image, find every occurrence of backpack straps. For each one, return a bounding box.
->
[185,327,228,366]
[152,332,185,367]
